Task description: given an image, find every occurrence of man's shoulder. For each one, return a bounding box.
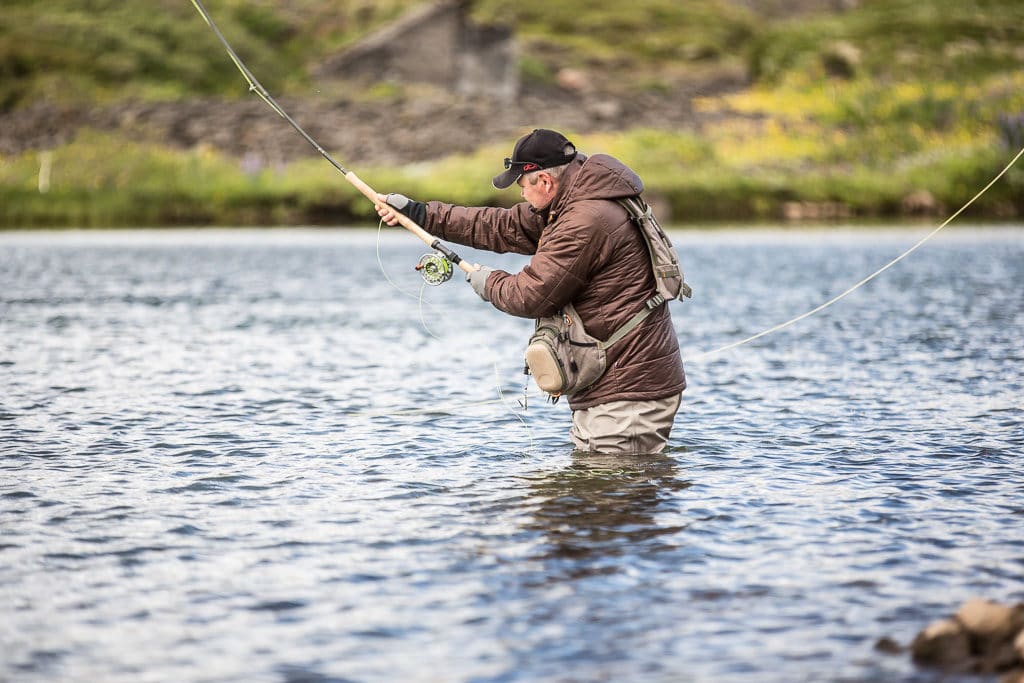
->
[556,197,632,231]
[574,154,644,196]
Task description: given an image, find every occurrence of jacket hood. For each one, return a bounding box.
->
[550,153,644,216]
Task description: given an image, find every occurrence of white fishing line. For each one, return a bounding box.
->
[375,219,443,312]
[683,145,1024,364]
[371,219,537,441]
[494,362,535,451]
[417,281,443,341]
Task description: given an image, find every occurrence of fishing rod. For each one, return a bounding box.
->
[188,0,473,285]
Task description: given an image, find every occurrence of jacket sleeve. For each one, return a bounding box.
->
[486,204,607,319]
[423,201,547,255]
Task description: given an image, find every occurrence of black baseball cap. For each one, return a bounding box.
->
[492,129,578,189]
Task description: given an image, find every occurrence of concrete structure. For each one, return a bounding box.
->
[316,1,518,101]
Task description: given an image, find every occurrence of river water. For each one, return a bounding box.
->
[2,226,1022,682]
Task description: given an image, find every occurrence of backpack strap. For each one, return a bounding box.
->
[617,196,693,300]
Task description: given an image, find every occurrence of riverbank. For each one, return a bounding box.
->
[2,105,1020,228]
[3,71,1021,228]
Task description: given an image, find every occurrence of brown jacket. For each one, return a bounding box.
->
[423,153,686,409]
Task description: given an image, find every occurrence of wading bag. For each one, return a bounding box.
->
[524,195,692,398]
[525,303,606,397]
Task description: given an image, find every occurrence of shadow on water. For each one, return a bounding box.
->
[522,452,692,578]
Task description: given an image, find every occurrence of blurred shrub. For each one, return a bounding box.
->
[749,0,1024,86]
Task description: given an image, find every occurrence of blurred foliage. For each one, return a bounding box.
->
[0,0,753,107]
[0,130,358,227]
[0,0,416,107]
[748,0,1024,84]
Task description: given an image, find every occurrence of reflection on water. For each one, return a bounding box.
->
[527,453,690,574]
[1,227,1022,682]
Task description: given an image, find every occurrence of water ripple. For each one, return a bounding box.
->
[1,227,1022,682]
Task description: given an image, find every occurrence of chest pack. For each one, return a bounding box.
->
[524,195,692,399]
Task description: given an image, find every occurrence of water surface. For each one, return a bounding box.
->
[2,226,1022,682]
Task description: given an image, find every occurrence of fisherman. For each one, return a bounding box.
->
[377,129,685,454]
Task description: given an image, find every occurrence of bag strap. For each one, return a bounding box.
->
[565,296,664,352]
[617,196,693,300]
[596,294,664,350]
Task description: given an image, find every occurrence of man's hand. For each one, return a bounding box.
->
[467,265,494,302]
[376,193,426,227]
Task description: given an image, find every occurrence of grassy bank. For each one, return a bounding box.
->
[4,119,1020,228]
[2,0,1023,227]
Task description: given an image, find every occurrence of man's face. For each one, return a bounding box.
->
[518,171,558,210]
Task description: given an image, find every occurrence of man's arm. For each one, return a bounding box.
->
[486,205,606,319]
[424,201,547,256]
[378,193,547,255]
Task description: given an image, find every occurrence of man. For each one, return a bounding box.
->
[377,128,685,454]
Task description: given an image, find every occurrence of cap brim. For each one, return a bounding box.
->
[492,168,520,190]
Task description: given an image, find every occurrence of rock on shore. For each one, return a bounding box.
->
[899,598,1024,681]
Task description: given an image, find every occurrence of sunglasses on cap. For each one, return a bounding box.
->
[503,158,542,173]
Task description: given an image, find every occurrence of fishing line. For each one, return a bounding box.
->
[418,281,442,341]
[370,216,451,340]
[494,362,535,450]
[336,395,520,423]
[188,0,476,276]
[372,214,532,430]
[374,217,537,432]
[188,0,346,175]
[683,144,1024,364]
[373,218,417,300]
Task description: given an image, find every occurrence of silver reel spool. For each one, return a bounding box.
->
[415,252,453,286]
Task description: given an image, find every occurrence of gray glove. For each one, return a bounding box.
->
[384,193,427,226]
[467,266,494,302]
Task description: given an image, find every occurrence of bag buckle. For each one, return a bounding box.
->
[646,294,666,310]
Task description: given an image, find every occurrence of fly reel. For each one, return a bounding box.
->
[415,252,453,286]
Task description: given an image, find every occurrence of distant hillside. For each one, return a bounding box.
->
[1,0,1022,226]
[0,0,760,108]
[0,0,425,108]
[4,1,1019,107]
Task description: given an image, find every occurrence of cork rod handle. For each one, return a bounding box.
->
[345,171,477,274]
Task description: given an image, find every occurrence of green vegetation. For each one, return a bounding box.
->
[0,0,418,107]
[690,0,1024,218]
[472,0,755,91]
[1,132,342,227]
[1,0,1023,227]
